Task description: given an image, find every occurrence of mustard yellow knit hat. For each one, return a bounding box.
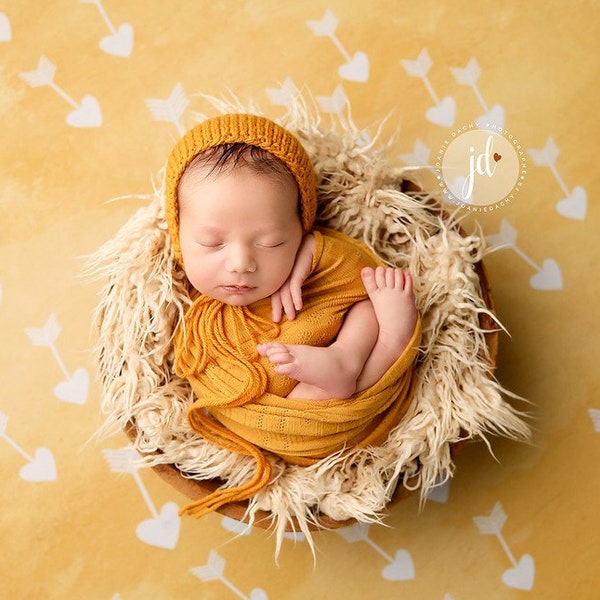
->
[165,113,317,266]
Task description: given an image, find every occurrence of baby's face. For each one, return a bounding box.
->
[178,164,304,306]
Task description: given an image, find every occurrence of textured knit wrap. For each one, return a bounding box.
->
[174,229,422,517]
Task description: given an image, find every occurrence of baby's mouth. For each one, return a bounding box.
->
[221,285,256,294]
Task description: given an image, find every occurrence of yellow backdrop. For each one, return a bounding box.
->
[1,1,598,598]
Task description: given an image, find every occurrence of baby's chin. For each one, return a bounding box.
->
[203,289,270,307]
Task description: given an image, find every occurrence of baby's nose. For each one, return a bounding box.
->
[225,244,256,273]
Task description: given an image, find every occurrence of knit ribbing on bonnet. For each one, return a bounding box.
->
[164,115,422,519]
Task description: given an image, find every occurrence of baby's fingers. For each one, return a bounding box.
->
[271,288,298,322]
[271,292,284,323]
[279,287,297,321]
[289,280,304,313]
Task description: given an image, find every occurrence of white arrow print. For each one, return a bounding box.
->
[0,11,12,42]
[589,409,600,432]
[19,56,102,127]
[0,411,57,481]
[25,314,89,405]
[306,9,369,82]
[80,0,134,57]
[337,522,415,581]
[145,83,189,136]
[102,445,143,476]
[315,84,349,116]
[399,139,431,168]
[265,77,300,108]
[401,49,456,127]
[427,475,451,503]
[473,501,535,591]
[314,85,370,146]
[450,56,505,130]
[486,219,563,290]
[18,55,56,88]
[528,137,587,220]
[191,550,269,599]
[220,515,252,536]
[102,446,181,549]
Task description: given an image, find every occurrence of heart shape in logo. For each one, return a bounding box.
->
[530,258,562,290]
[54,368,89,405]
[493,152,502,162]
[136,501,181,549]
[100,23,134,57]
[19,447,57,482]
[338,51,369,82]
[556,186,587,220]
[426,96,456,128]
[382,549,415,581]
[502,554,535,590]
[66,95,102,128]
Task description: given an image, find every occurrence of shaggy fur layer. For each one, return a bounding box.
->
[88,96,530,550]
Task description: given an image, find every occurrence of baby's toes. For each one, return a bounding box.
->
[257,342,280,358]
[361,267,378,294]
[400,271,413,294]
[258,343,293,365]
[256,343,268,356]
[374,265,388,288]
[385,267,398,288]
[270,349,295,365]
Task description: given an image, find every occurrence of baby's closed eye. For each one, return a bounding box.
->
[257,241,286,248]
[196,240,224,249]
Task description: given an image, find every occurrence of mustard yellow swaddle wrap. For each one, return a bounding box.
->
[164,114,421,518]
[174,229,422,517]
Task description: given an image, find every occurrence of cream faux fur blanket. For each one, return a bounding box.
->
[88,96,530,551]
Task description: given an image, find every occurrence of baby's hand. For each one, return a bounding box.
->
[271,233,316,322]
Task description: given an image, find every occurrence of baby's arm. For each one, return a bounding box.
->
[271,233,316,322]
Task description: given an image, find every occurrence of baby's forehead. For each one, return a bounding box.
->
[178,160,301,222]
[179,146,300,203]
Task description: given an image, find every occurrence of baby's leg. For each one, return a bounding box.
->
[257,300,378,400]
[355,266,418,392]
[258,267,417,400]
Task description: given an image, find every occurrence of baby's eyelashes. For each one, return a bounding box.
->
[194,238,287,250]
[257,241,285,248]
[197,241,224,248]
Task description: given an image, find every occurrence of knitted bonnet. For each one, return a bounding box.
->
[164,113,318,266]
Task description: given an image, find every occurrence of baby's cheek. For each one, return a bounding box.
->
[185,265,209,292]
[275,262,295,288]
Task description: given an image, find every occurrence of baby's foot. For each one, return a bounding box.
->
[256,342,360,399]
[360,266,418,356]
